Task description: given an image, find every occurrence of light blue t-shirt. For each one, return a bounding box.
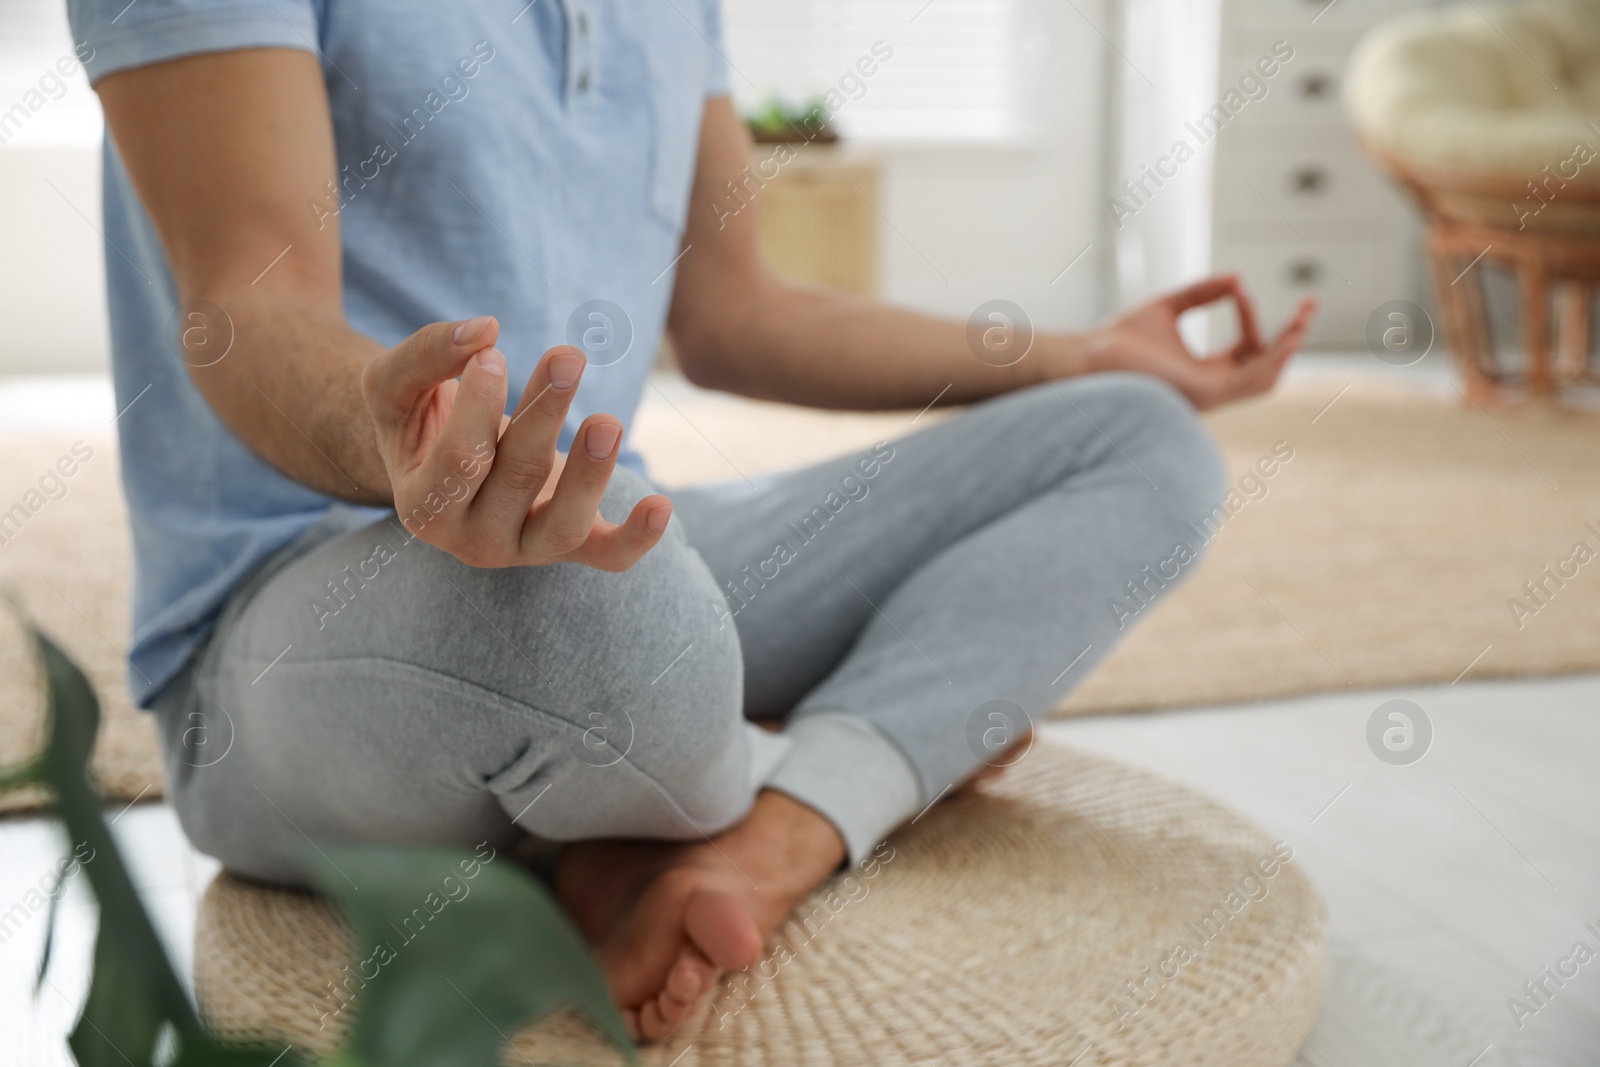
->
[66,0,729,705]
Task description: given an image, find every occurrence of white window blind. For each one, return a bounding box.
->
[0,0,103,146]
[720,0,1018,141]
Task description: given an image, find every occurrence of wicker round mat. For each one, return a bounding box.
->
[194,744,1326,1067]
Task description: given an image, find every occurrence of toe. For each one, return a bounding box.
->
[638,948,717,1042]
[684,888,762,970]
[637,995,671,1041]
[652,987,691,1037]
[666,948,715,1004]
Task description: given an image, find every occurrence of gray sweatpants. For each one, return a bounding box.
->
[154,374,1224,884]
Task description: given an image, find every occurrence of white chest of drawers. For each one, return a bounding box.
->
[1108,0,1438,350]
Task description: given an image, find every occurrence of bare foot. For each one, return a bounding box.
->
[556,790,846,1042]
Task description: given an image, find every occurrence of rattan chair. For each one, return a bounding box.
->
[1347,0,1600,398]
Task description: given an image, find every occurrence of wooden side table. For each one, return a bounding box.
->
[748,145,879,298]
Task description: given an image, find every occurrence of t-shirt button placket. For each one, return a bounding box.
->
[572,5,593,99]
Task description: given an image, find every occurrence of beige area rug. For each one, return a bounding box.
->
[634,380,1600,715]
[0,435,149,815]
[4,379,1600,812]
[193,743,1327,1067]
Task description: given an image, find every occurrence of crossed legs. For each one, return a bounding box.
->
[155,372,1224,1038]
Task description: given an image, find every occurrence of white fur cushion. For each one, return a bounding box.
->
[1346,0,1600,176]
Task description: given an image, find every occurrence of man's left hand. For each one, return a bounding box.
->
[1064,274,1317,411]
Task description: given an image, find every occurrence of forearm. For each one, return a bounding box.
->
[680,272,1085,411]
[94,50,392,505]
[186,287,392,504]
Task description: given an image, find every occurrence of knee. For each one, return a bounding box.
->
[555,527,748,786]
[412,467,747,785]
[498,514,754,834]
[559,468,743,703]
[1073,372,1227,518]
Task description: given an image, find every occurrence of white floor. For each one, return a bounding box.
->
[1047,676,1600,1067]
[4,362,1598,1066]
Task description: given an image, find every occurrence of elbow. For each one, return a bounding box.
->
[666,261,770,393]
[673,336,735,390]
[667,299,751,393]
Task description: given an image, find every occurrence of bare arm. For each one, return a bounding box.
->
[98,48,391,497]
[665,97,1033,410]
[667,97,1316,412]
[97,48,670,570]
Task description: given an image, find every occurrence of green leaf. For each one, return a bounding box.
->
[35,628,100,780]
[305,844,636,1067]
[0,591,47,795]
[746,96,789,133]
[14,616,207,1062]
[0,755,41,793]
[35,871,60,993]
[171,1035,316,1067]
[68,930,166,1067]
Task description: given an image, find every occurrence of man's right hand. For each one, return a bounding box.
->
[362,316,674,572]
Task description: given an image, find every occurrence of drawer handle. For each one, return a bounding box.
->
[1291,166,1329,195]
[1299,72,1334,100]
[1287,259,1322,287]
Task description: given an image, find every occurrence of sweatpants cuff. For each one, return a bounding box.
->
[741,721,794,799]
[763,712,922,867]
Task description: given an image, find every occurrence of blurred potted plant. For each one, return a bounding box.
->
[744,95,837,145]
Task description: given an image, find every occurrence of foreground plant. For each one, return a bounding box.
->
[4,605,634,1067]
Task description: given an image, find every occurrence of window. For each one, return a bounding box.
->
[720,0,1019,141]
[0,0,102,146]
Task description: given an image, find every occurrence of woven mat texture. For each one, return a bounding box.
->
[193,743,1327,1067]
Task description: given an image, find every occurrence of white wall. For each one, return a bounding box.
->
[0,145,108,376]
[867,0,1111,333]
[0,2,110,375]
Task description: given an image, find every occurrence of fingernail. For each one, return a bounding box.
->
[473,348,505,377]
[549,353,583,390]
[646,504,671,532]
[454,316,492,345]
[585,422,620,460]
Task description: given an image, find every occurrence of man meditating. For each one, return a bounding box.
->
[72,0,1314,1041]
